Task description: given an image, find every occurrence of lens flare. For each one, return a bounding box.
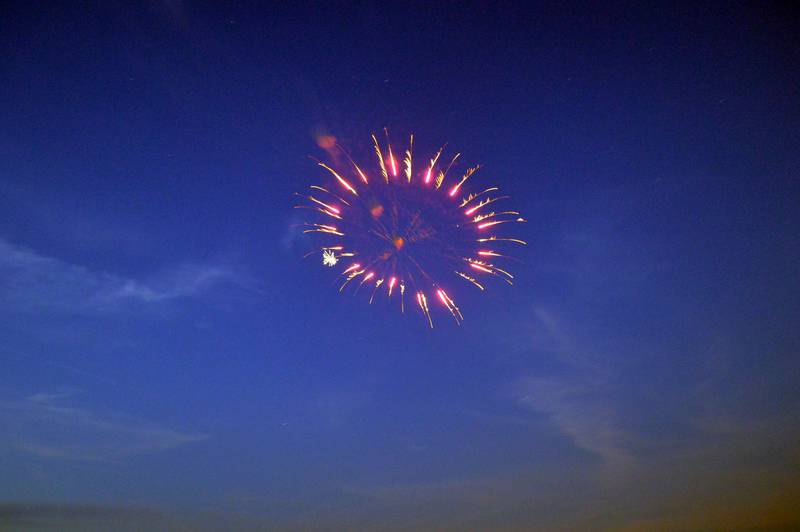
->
[296,132,526,327]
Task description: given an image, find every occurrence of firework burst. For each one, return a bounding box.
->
[296,130,526,327]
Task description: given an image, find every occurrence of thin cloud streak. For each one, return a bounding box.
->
[513,375,633,471]
[0,390,208,462]
[507,306,634,471]
[0,238,237,314]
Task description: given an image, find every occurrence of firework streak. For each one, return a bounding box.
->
[296,131,526,327]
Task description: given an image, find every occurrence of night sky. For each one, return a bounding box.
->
[2,2,799,530]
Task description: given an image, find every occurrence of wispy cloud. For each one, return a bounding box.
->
[496,301,800,530]
[512,305,800,468]
[513,375,633,471]
[109,265,230,303]
[0,389,208,462]
[506,307,634,472]
[0,238,237,314]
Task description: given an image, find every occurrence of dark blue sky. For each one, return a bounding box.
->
[2,2,799,530]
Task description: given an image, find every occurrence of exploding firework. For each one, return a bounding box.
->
[296,130,526,327]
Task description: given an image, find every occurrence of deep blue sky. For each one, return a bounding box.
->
[1,2,799,530]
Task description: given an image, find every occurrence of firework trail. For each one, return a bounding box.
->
[296,131,526,327]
